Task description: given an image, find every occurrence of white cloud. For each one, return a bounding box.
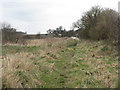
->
[0,5,3,22]
[0,0,119,34]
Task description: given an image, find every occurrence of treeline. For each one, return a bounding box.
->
[1,23,27,45]
[47,6,119,46]
[47,26,79,37]
[73,6,118,41]
[1,6,119,46]
[0,23,48,45]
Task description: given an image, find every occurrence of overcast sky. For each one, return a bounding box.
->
[0,0,119,34]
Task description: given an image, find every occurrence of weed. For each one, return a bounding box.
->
[101,46,109,51]
[2,46,41,55]
[34,62,40,65]
[47,43,52,47]
[67,40,78,47]
[15,70,29,82]
[3,38,118,88]
[37,85,45,88]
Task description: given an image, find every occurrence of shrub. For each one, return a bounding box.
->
[1,23,27,45]
[72,6,118,45]
[67,40,78,47]
[101,46,109,51]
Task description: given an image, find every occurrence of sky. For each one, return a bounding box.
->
[0,0,119,34]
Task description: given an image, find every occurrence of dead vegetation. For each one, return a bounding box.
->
[2,38,118,88]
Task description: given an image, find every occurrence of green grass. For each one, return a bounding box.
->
[101,45,109,51]
[2,46,41,55]
[15,70,29,82]
[2,39,118,88]
[66,40,78,47]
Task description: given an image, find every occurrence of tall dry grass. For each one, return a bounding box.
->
[2,37,118,88]
[2,37,79,88]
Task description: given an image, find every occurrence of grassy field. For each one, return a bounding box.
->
[2,37,118,88]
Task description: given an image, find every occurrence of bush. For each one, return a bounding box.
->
[73,6,118,45]
[1,23,27,45]
[101,46,109,51]
[67,40,78,47]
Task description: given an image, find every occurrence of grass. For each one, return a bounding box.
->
[2,46,41,55]
[15,70,29,82]
[2,37,118,88]
[101,45,109,51]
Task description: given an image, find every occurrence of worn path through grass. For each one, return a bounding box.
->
[2,38,118,88]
